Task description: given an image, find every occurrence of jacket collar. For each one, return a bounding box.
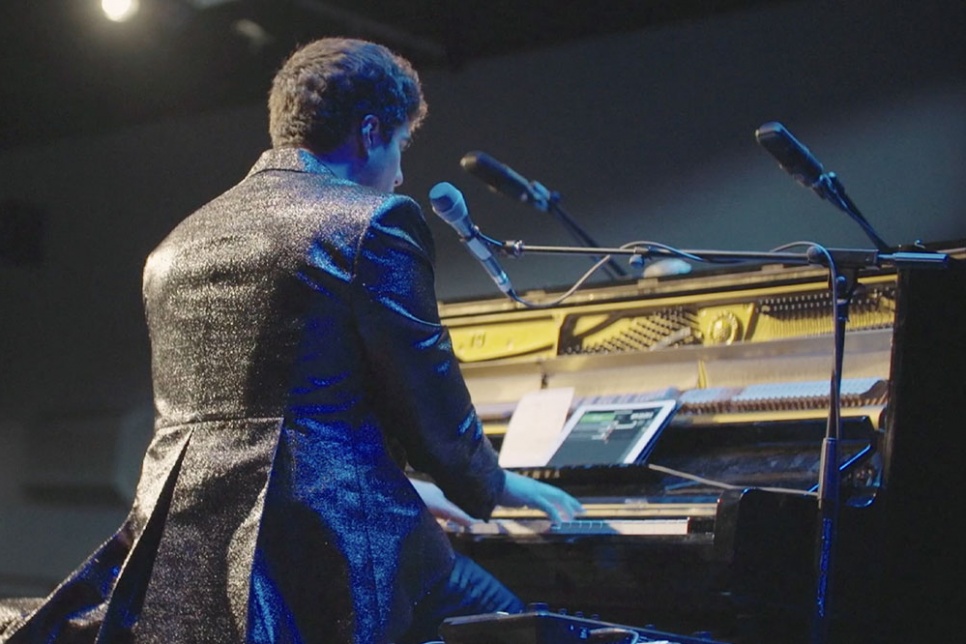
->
[247,148,336,178]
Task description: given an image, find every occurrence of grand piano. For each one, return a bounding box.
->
[436,246,965,644]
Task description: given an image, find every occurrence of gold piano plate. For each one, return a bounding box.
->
[448,315,561,362]
[441,265,898,365]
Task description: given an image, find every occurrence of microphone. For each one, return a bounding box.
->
[428,182,514,295]
[755,121,826,191]
[461,150,628,279]
[460,151,551,211]
[756,121,894,252]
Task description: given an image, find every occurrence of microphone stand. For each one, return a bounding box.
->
[797,170,939,642]
[527,181,628,280]
[811,172,891,254]
[486,235,947,643]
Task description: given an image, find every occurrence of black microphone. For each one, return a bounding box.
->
[460,151,551,211]
[756,121,894,252]
[755,122,826,191]
[429,182,515,295]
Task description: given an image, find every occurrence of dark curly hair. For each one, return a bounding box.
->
[268,38,427,152]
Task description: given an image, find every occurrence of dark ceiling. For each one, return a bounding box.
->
[0,0,787,151]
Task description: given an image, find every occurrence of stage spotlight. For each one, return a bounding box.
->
[102,0,140,23]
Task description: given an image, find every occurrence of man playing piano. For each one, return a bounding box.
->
[1,37,580,644]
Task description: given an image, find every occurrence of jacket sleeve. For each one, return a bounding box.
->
[350,195,506,520]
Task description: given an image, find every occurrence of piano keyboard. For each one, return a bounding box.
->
[445,517,694,537]
[441,499,717,537]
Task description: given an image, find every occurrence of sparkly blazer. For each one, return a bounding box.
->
[4,148,505,643]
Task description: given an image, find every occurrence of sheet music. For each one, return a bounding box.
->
[498,387,574,468]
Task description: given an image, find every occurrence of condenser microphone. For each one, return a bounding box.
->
[460,151,551,211]
[756,121,895,252]
[429,182,514,295]
[755,121,826,191]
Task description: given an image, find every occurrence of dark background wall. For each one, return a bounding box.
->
[0,0,963,594]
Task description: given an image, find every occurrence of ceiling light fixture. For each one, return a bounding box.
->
[101,0,140,23]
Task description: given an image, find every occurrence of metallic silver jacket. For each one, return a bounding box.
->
[4,148,505,643]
